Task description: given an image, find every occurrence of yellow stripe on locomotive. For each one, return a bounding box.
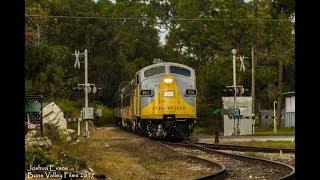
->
[140,75,196,119]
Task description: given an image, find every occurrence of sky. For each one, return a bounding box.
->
[156,25,168,46]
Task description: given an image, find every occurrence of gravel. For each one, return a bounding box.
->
[216,150,295,167]
[169,146,293,180]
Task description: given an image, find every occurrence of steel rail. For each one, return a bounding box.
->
[190,142,295,153]
[152,140,228,180]
[164,141,295,180]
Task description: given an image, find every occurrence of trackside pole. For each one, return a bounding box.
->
[72,49,94,139]
[273,101,278,134]
[84,49,90,138]
[232,50,237,112]
[231,49,237,135]
[78,110,81,136]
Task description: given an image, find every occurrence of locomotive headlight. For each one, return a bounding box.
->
[163,77,173,85]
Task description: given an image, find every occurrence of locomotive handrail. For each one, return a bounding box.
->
[118,81,130,91]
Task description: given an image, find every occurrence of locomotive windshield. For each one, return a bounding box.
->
[144,66,165,78]
[170,66,191,77]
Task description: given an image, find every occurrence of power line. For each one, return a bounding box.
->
[25,14,292,23]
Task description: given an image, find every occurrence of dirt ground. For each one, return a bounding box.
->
[67,126,218,179]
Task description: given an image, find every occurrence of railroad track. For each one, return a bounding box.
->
[152,140,228,179]
[189,142,295,153]
[157,141,295,180]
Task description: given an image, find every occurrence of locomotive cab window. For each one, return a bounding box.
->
[170,66,191,77]
[144,66,165,78]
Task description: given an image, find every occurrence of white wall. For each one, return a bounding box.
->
[285,96,295,112]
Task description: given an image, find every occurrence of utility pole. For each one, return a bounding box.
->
[273,101,278,133]
[72,49,96,138]
[252,0,257,116]
[84,49,90,138]
[251,46,255,114]
[231,49,237,135]
[230,49,248,135]
[232,49,237,109]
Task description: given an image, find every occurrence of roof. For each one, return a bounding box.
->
[138,62,195,74]
[25,102,48,113]
[283,91,295,97]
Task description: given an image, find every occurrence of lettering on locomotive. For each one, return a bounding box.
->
[153,106,186,110]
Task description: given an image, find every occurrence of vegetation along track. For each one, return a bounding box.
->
[152,140,228,179]
[159,141,295,180]
[190,142,295,153]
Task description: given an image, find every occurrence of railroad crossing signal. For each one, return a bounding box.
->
[72,85,101,93]
[72,50,81,69]
[223,86,249,96]
[239,55,248,72]
[231,108,241,117]
[72,86,82,91]
[213,108,241,118]
[71,49,98,138]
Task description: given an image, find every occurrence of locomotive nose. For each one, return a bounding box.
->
[162,76,175,97]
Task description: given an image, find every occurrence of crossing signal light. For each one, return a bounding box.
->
[72,85,101,93]
[222,86,249,96]
[72,86,83,92]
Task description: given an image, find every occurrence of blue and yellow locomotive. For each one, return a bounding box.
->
[113,62,197,138]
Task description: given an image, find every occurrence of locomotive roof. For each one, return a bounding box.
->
[114,62,195,99]
[137,62,194,74]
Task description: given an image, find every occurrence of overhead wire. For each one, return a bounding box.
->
[25,14,292,23]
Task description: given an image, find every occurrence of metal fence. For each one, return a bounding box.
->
[284,112,295,127]
[258,110,295,128]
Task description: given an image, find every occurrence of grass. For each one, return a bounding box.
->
[254,127,295,136]
[67,121,86,132]
[25,129,87,172]
[193,127,210,135]
[194,126,294,137]
[193,124,220,135]
[62,128,217,179]
[222,140,295,149]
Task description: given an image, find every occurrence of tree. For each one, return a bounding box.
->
[269,0,295,129]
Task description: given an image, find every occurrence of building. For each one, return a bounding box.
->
[283,91,295,127]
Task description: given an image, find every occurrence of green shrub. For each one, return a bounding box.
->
[196,101,222,134]
[25,147,87,171]
[43,123,69,145]
[94,104,114,126]
[54,99,81,118]
[25,147,59,167]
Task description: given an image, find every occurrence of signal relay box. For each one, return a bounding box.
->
[82,107,94,120]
